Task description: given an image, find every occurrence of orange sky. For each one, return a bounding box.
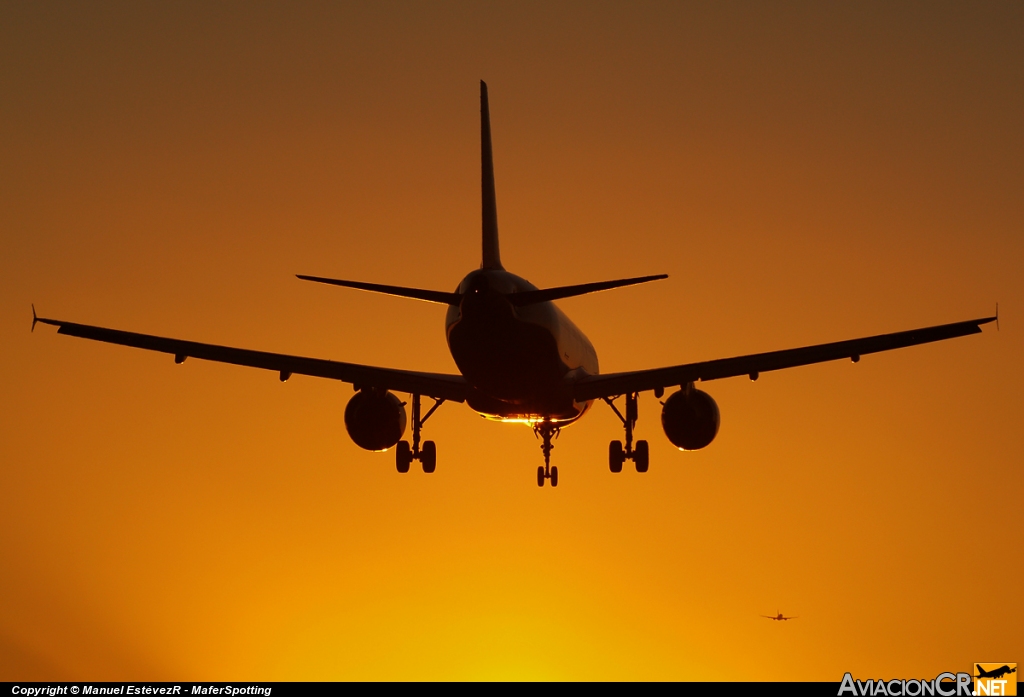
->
[2,0,1021,681]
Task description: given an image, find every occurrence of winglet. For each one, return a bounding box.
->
[31,304,38,333]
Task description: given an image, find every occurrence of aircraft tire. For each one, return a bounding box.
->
[396,441,412,473]
[550,466,558,487]
[421,440,437,473]
[634,440,649,473]
[537,466,545,487]
[609,441,624,473]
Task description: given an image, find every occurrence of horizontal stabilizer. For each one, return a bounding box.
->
[509,274,668,306]
[296,275,461,306]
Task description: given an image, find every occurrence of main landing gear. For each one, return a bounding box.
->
[534,420,560,487]
[604,392,649,474]
[396,394,445,474]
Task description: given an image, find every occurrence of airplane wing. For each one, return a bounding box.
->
[33,314,470,402]
[573,316,996,402]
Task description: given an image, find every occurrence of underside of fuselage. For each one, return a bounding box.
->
[446,269,598,424]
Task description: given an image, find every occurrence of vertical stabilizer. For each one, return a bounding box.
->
[480,81,503,270]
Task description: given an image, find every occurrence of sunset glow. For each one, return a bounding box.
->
[2,1,1021,681]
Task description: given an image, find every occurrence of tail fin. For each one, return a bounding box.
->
[480,81,503,270]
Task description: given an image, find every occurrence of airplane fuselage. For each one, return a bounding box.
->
[446,268,598,423]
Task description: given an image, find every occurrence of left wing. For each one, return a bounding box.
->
[573,315,996,402]
[34,314,470,402]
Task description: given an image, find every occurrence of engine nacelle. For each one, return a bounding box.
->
[661,388,720,451]
[344,389,407,452]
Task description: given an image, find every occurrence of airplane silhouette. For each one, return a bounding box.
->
[33,81,996,487]
[763,611,797,621]
[976,665,1016,680]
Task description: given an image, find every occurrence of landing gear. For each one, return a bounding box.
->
[609,440,624,473]
[396,440,412,473]
[420,440,436,473]
[534,420,560,487]
[604,392,650,474]
[395,394,445,474]
[634,439,649,473]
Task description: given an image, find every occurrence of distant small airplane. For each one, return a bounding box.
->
[32,81,997,487]
[975,665,1016,680]
[762,611,797,621]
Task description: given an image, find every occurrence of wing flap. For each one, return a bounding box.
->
[38,317,469,402]
[573,316,995,402]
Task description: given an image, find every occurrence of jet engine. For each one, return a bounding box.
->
[661,388,720,450]
[344,389,407,451]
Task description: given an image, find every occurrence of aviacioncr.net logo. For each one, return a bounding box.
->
[974,664,1017,697]
[839,672,972,696]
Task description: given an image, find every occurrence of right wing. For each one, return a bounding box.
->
[34,314,470,402]
[574,315,996,402]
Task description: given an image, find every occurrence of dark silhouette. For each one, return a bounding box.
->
[33,81,997,487]
[976,666,1016,680]
[763,611,797,621]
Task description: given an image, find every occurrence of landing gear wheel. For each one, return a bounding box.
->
[403,393,445,477]
[396,441,412,473]
[534,420,560,487]
[634,440,649,473]
[609,440,624,473]
[421,440,437,473]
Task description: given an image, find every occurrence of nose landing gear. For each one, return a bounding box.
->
[604,392,649,473]
[396,394,445,474]
[534,420,560,487]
